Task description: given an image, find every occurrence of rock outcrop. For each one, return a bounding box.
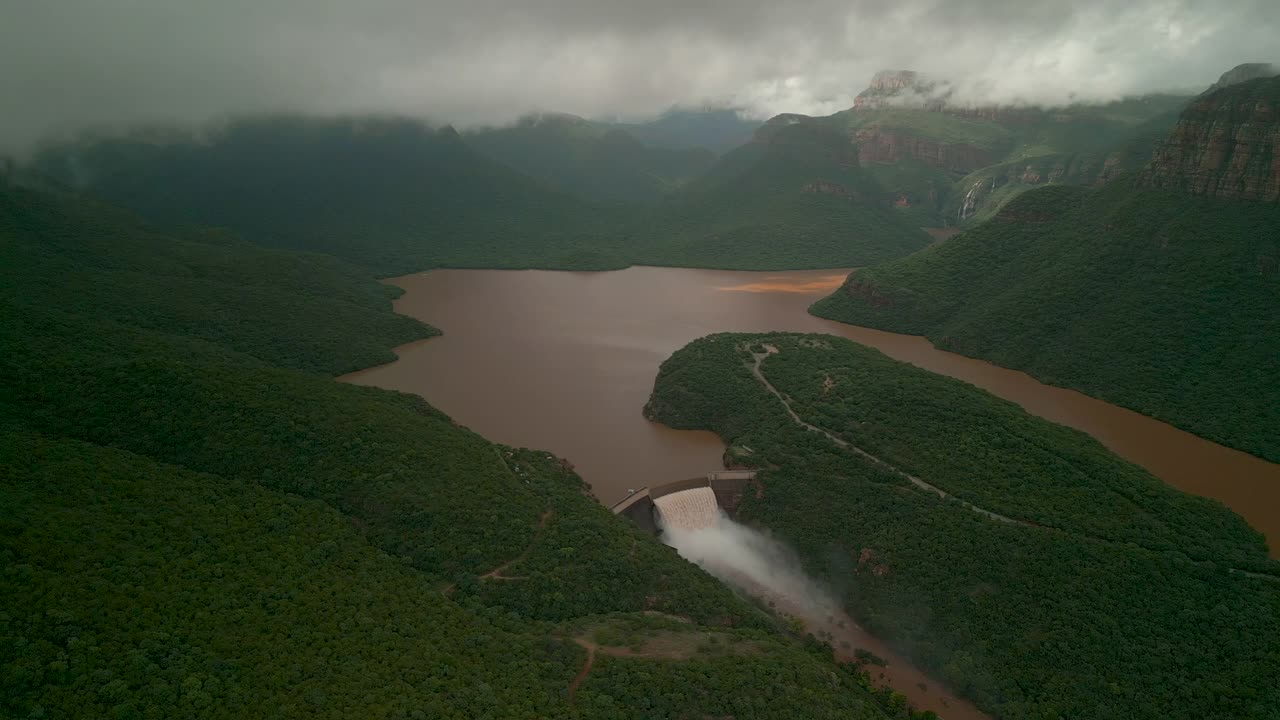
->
[867,69,923,93]
[853,70,950,110]
[1142,76,1280,202]
[853,128,991,174]
[851,70,1038,123]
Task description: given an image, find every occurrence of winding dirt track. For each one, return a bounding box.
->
[442,454,556,596]
[748,344,1279,582]
[480,509,553,581]
[750,345,1022,525]
[567,641,596,705]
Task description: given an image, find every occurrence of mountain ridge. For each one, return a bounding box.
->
[31,112,931,273]
[1142,75,1280,201]
[812,78,1280,461]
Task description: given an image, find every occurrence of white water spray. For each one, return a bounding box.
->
[653,487,838,619]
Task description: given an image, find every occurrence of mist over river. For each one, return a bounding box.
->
[341,266,1280,557]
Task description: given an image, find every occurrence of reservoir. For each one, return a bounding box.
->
[341,266,1280,558]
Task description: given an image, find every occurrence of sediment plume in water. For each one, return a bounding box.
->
[653,487,838,619]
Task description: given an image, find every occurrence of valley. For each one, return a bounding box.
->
[340,266,1280,555]
[3,15,1278,716]
[0,181,920,720]
[646,333,1280,719]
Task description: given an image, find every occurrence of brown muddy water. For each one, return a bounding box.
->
[339,266,1280,557]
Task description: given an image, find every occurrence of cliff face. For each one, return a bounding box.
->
[851,71,1044,123]
[854,128,991,174]
[1142,77,1280,202]
[852,70,948,110]
[868,69,922,93]
[951,154,1106,222]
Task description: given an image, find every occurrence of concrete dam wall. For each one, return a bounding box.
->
[610,471,756,534]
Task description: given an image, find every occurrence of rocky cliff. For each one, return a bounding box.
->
[854,128,992,174]
[852,70,949,110]
[1142,76,1280,202]
[852,70,1044,124]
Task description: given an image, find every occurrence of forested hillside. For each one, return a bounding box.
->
[636,117,931,268]
[614,108,759,154]
[33,116,638,274]
[466,113,716,202]
[32,114,928,274]
[0,181,920,719]
[646,333,1280,720]
[811,175,1280,463]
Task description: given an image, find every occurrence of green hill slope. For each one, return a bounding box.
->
[0,180,912,719]
[467,113,715,202]
[646,332,1280,719]
[33,113,928,274]
[812,178,1280,462]
[615,108,759,154]
[34,116,636,274]
[0,180,433,374]
[639,117,932,268]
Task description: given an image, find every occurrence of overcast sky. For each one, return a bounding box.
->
[2,0,1277,151]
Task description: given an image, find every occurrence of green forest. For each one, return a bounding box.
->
[811,177,1280,463]
[464,113,717,203]
[637,119,931,267]
[31,115,929,275]
[5,58,1278,720]
[646,332,1280,719]
[0,180,936,719]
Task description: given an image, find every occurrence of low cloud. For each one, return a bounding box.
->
[2,0,1277,150]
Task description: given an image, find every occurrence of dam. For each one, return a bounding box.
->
[615,468,991,720]
[609,470,756,534]
[653,486,719,530]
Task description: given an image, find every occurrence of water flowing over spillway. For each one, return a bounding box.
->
[654,487,838,620]
[653,487,720,531]
[652,485,991,718]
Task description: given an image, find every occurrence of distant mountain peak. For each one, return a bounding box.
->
[853,69,952,110]
[1204,63,1279,94]
[515,111,592,128]
[867,70,923,90]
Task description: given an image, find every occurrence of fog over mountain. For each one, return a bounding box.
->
[2,0,1277,150]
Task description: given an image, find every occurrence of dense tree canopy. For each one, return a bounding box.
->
[32,115,928,275]
[0,180,913,719]
[646,332,1280,719]
[811,177,1280,463]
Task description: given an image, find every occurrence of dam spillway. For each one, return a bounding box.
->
[609,471,757,534]
[652,487,720,531]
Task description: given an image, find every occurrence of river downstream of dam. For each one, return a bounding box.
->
[653,487,988,719]
[341,265,1280,557]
